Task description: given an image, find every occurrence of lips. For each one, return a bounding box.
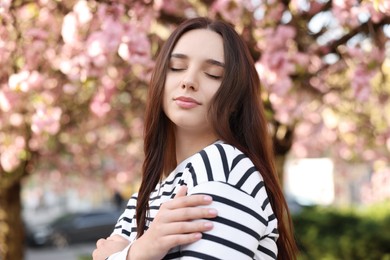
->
[174,96,201,108]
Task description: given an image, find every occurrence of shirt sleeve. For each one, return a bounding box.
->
[111,195,138,239]
[106,195,138,260]
[105,243,132,260]
[181,181,278,260]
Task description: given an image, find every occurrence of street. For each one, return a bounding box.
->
[25,243,95,260]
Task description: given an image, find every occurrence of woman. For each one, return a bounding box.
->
[93,17,297,260]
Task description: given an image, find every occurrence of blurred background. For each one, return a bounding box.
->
[0,0,389,259]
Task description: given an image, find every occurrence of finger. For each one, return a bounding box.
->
[163,194,213,210]
[161,232,203,249]
[96,238,106,248]
[174,185,188,198]
[161,221,214,235]
[164,207,218,222]
[107,234,127,242]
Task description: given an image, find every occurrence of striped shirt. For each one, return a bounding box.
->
[108,141,278,259]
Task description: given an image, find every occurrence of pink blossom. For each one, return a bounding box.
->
[63,83,78,94]
[101,19,124,52]
[255,24,304,96]
[361,1,387,23]
[308,55,323,73]
[86,19,123,67]
[61,1,93,46]
[0,0,11,15]
[90,77,116,117]
[267,51,295,74]
[31,106,62,135]
[361,167,390,204]
[332,0,360,27]
[386,136,390,152]
[376,0,390,14]
[259,25,296,52]
[268,93,299,124]
[8,71,30,92]
[28,71,44,90]
[9,113,24,127]
[129,3,155,31]
[272,77,293,97]
[308,1,325,15]
[73,0,92,25]
[346,46,364,60]
[211,0,244,25]
[338,121,357,133]
[25,28,49,41]
[323,92,341,106]
[8,70,44,92]
[0,29,13,66]
[153,0,189,15]
[87,32,107,57]
[118,24,151,65]
[130,117,144,138]
[292,53,310,68]
[0,87,20,112]
[0,136,25,172]
[339,145,353,160]
[90,99,111,118]
[97,3,125,21]
[350,65,374,102]
[257,51,295,96]
[265,2,285,22]
[62,13,79,45]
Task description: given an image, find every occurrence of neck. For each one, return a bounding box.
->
[174,129,218,164]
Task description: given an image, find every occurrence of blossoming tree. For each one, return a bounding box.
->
[0,0,389,259]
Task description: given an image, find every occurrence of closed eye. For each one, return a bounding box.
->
[170,67,185,72]
[205,73,222,80]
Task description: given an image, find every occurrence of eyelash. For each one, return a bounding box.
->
[169,67,222,80]
[170,67,184,72]
[206,73,222,80]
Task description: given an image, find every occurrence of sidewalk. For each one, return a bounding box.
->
[25,243,95,260]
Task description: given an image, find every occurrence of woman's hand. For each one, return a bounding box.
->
[129,185,218,260]
[92,234,130,260]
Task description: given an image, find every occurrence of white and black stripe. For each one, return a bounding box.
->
[109,141,278,259]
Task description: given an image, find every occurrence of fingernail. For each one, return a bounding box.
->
[203,195,212,201]
[194,233,202,239]
[208,209,217,215]
[204,222,213,228]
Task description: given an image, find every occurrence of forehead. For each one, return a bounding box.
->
[171,29,224,63]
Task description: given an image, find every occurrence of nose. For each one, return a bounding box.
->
[181,69,198,90]
[181,79,197,90]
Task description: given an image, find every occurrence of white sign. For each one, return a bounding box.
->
[284,158,334,205]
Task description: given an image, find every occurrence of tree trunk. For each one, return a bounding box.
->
[275,154,287,188]
[0,182,25,260]
[272,122,295,188]
[0,162,28,260]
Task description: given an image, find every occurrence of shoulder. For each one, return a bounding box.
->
[203,142,245,159]
[184,142,263,194]
[190,142,253,173]
[182,142,244,183]
[203,142,255,170]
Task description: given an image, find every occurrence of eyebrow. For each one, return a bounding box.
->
[170,53,225,68]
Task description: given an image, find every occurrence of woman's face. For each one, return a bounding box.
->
[163,29,225,136]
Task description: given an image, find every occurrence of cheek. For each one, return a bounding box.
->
[204,83,221,102]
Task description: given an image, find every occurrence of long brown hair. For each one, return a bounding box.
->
[137,17,298,259]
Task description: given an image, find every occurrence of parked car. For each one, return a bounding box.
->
[26,209,122,247]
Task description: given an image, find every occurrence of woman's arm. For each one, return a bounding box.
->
[181,181,278,260]
[128,186,217,260]
[93,186,218,260]
[92,235,130,260]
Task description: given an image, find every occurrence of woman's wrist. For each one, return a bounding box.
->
[127,239,145,260]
